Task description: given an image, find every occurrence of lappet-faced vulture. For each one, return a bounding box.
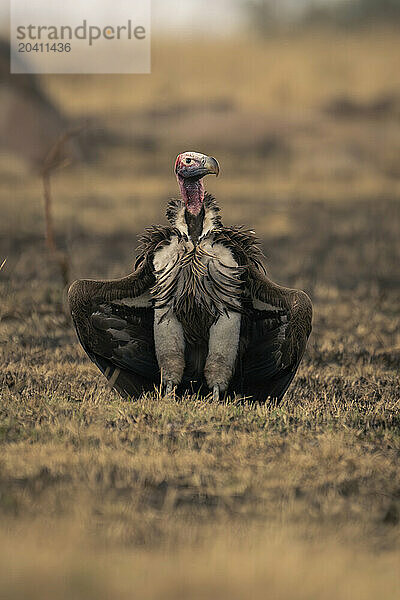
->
[69,152,312,402]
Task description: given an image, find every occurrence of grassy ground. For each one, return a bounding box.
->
[1,30,400,598]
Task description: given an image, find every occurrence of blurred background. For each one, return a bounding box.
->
[0,2,400,598]
[1,0,400,292]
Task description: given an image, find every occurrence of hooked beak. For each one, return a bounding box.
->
[202,155,220,177]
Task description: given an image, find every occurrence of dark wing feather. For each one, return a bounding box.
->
[68,261,159,398]
[234,266,312,402]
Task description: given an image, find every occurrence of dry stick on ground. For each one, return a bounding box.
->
[40,128,84,289]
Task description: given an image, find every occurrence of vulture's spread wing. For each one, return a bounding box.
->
[238,267,312,402]
[68,262,159,398]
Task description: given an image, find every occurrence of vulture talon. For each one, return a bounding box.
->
[163,381,174,396]
[212,385,220,402]
[68,151,312,403]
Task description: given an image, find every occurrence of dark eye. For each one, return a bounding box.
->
[185,158,192,164]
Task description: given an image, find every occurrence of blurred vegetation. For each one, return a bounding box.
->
[244,0,400,34]
[305,0,400,28]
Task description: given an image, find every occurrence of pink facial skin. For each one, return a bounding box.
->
[176,173,205,216]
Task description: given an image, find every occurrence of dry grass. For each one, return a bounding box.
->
[1,29,400,598]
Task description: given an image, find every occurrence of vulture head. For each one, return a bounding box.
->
[175,151,220,215]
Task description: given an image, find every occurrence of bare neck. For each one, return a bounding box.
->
[177,175,205,217]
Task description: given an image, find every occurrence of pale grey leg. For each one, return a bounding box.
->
[204,311,241,394]
[154,307,185,389]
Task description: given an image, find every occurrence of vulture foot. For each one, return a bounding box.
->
[156,353,184,392]
[163,380,175,396]
[204,356,232,398]
[212,385,220,402]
